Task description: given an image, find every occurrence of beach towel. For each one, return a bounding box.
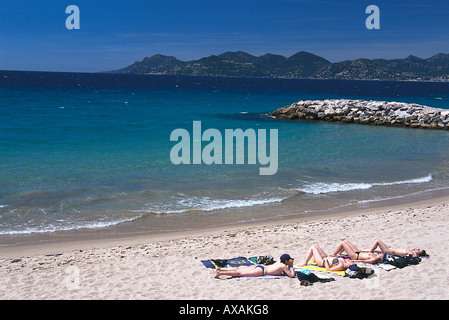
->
[294,262,346,276]
[227,257,255,267]
[201,257,254,269]
[232,275,290,280]
[355,261,396,271]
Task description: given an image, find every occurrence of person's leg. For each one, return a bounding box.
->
[343,240,361,252]
[215,266,262,278]
[368,239,394,255]
[310,244,327,266]
[313,245,327,257]
[332,241,358,260]
[300,245,314,266]
[217,267,238,271]
[332,241,345,256]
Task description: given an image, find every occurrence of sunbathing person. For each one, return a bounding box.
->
[213,254,296,278]
[332,240,383,264]
[334,240,427,262]
[367,239,427,257]
[298,244,354,271]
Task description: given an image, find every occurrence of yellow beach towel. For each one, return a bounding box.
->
[294,261,346,276]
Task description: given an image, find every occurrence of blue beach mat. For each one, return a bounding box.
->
[201,257,254,269]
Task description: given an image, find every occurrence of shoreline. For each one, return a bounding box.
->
[1,191,448,299]
[1,189,449,259]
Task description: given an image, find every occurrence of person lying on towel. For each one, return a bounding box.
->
[213,254,296,278]
[367,239,427,257]
[332,240,384,264]
[331,239,427,264]
[298,244,355,271]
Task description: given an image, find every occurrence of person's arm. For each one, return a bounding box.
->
[327,260,345,271]
[368,239,394,255]
[283,265,296,278]
[368,239,381,253]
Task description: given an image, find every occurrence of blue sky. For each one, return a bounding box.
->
[1,0,449,72]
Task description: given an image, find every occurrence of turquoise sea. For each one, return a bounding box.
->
[1,71,449,245]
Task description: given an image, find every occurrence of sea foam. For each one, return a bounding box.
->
[139,195,286,215]
[297,174,432,195]
[0,215,142,235]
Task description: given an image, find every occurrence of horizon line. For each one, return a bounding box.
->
[1,50,448,75]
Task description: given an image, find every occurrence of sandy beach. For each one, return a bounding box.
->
[0,195,448,300]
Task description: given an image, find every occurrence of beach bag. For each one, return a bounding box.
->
[257,255,275,265]
[384,255,409,269]
[297,270,335,286]
[297,270,321,286]
[384,255,408,269]
[405,255,421,266]
[344,265,365,279]
[249,255,275,265]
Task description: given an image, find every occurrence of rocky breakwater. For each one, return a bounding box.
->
[269,99,449,130]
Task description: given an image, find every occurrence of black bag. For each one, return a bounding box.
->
[345,265,365,279]
[297,271,321,284]
[257,255,275,265]
[297,271,335,286]
[384,255,411,268]
[405,254,421,265]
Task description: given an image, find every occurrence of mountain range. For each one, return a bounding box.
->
[111,51,449,81]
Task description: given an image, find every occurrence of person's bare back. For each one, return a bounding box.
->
[264,262,292,276]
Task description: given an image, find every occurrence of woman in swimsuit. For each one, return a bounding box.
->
[333,239,427,263]
[332,240,383,264]
[368,239,427,257]
[298,244,354,271]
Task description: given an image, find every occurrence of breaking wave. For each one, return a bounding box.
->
[296,174,433,195]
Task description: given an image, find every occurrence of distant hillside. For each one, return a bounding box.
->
[111,51,449,81]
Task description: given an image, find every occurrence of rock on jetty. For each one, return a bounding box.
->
[269,99,449,130]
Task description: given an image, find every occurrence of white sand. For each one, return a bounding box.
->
[1,197,448,300]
